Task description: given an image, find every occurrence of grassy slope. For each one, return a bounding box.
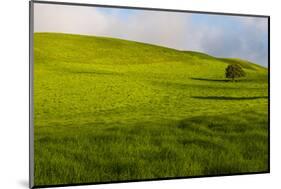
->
[34,33,268,186]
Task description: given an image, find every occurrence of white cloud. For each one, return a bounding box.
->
[34,4,191,49]
[238,17,268,33]
[107,11,191,50]
[34,4,109,35]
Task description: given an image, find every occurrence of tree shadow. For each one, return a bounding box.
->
[190,77,230,82]
[191,96,268,100]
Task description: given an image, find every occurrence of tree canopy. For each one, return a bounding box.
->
[225,64,246,81]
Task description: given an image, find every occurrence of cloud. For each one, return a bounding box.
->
[105,11,191,50]
[34,4,109,35]
[238,17,268,33]
[34,4,190,49]
[192,16,268,66]
[34,3,268,67]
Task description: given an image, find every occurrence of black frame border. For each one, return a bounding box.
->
[29,0,270,188]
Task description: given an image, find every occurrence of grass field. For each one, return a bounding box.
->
[33,33,269,186]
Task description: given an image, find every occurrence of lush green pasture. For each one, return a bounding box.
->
[34,33,268,186]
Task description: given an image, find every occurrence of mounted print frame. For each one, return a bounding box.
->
[29,0,270,188]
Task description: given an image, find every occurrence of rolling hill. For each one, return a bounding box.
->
[33,33,268,186]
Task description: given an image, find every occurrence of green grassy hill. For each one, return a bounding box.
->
[34,33,268,186]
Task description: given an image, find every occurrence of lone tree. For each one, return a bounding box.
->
[225,64,246,81]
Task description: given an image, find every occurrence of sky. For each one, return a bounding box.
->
[34,3,268,67]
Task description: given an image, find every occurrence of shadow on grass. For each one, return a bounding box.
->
[190,77,248,82]
[65,69,123,76]
[190,77,230,82]
[72,71,122,76]
[191,96,268,100]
